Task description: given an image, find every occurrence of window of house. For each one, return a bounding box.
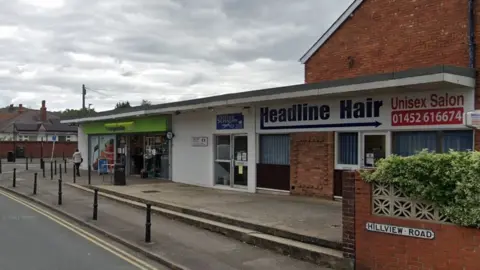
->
[66,136,71,142]
[392,130,473,156]
[259,134,290,165]
[336,132,358,168]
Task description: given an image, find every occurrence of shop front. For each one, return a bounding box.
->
[257,87,475,197]
[82,116,172,179]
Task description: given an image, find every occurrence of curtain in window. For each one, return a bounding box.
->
[260,135,290,165]
[443,130,473,152]
[393,131,437,156]
[338,133,358,165]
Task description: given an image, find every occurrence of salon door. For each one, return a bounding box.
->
[232,135,248,187]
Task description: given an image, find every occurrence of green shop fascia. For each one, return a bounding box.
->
[82,115,172,179]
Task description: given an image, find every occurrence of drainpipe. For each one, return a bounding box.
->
[468,0,476,68]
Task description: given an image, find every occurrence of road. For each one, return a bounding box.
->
[0,189,167,270]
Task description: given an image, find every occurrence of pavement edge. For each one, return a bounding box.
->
[0,186,188,270]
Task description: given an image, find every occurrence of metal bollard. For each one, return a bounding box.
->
[40,158,44,170]
[58,179,62,205]
[26,157,28,170]
[42,162,45,178]
[88,165,91,185]
[54,160,57,175]
[73,164,76,183]
[30,156,33,162]
[64,159,67,174]
[59,164,62,180]
[145,204,152,243]
[93,188,98,220]
[0,158,2,174]
[12,168,16,188]
[33,173,37,195]
[50,162,53,180]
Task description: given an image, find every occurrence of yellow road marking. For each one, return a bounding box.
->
[0,189,159,270]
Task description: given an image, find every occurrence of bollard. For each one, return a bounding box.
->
[62,152,65,161]
[42,162,45,178]
[12,168,16,188]
[145,204,152,243]
[50,162,53,180]
[88,165,91,185]
[54,160,57,175]
[93,188,98,220]
[59,164,62,180]
[73,164,76,183]
[40,158,44,170]
[64,159,67,174]
[0,158,2,174]
[58,179,62,205]
[30,156,33,162]
[26,157,28,170]
[33,173,37,195]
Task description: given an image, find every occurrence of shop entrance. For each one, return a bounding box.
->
[214,134,248,188]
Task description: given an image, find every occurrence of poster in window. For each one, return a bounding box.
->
[90,135,116,173]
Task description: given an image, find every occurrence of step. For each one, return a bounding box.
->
[67,183,350,269]
[79,184,343,251]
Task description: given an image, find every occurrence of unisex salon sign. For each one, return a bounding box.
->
[257,89,473,132]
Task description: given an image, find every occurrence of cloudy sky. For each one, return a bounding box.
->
[0,0,353,112]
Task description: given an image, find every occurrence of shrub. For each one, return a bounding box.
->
[360,150,480,228]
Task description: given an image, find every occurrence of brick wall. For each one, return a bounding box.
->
[0,142,77,159]
[290,132,334,198]
[304,0,469,83]
[350,171,480,269]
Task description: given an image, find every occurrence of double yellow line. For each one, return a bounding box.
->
[0,189,159,270]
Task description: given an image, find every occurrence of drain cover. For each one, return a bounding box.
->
[142,190,160,193]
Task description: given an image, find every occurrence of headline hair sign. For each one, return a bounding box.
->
[256,89,473,133]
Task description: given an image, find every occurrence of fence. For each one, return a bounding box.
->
[0,141,77,159]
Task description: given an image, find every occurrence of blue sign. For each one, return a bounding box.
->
[52,135,57,141]
[217,113,244,130]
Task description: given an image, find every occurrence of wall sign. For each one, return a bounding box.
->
[366,222,435,240]
[217,113,244,130]
[192,136,208,147]
[257,89,473,133]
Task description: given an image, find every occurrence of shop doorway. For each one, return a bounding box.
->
[214,134,248,188]
[361,132,389,168]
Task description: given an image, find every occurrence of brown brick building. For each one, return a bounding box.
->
[286,0,478,198]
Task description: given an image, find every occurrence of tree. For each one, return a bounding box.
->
[115,101,131,109]
[59,108,96,119]
[141,99,152,107]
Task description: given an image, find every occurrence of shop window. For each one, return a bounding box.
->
[337,132,358,166]
[393,130,473,156]
[259,135,290,165]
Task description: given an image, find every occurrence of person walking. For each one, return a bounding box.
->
[72,149,83,177]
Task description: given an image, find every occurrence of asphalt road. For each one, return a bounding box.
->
[0,190,167,270]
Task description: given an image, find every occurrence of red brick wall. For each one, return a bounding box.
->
[304,0,469,83]
[0,142,77,159]
[351,171,480,270]
[290,132,334,198]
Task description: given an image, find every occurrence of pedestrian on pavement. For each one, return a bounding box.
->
[72,149,83,177]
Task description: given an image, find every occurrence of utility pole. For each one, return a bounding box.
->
[82,84,86,109]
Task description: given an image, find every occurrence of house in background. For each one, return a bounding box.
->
[0,100,78,142]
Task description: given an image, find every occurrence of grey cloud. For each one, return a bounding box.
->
[0,0,354,111]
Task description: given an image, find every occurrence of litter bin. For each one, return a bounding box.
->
[7,151,15,162]
[113,163,126,186]
[15,146,25,159]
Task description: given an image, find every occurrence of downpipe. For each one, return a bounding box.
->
[468,0,476,68]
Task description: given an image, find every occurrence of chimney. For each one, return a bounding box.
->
[40,100,47,121]
[18,104,24,113]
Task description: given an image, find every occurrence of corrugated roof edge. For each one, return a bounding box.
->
[60,65,475,121]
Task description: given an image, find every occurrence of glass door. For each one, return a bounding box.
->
[232,135,248,186]
[214,134,248,187]
[214,135,231,186]
[361,132,389,168]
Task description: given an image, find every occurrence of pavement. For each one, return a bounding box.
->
[0,168,331,270]
[0,188,167,270]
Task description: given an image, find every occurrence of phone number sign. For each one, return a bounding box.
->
[392,108,464,126]
[391,93,465,126]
